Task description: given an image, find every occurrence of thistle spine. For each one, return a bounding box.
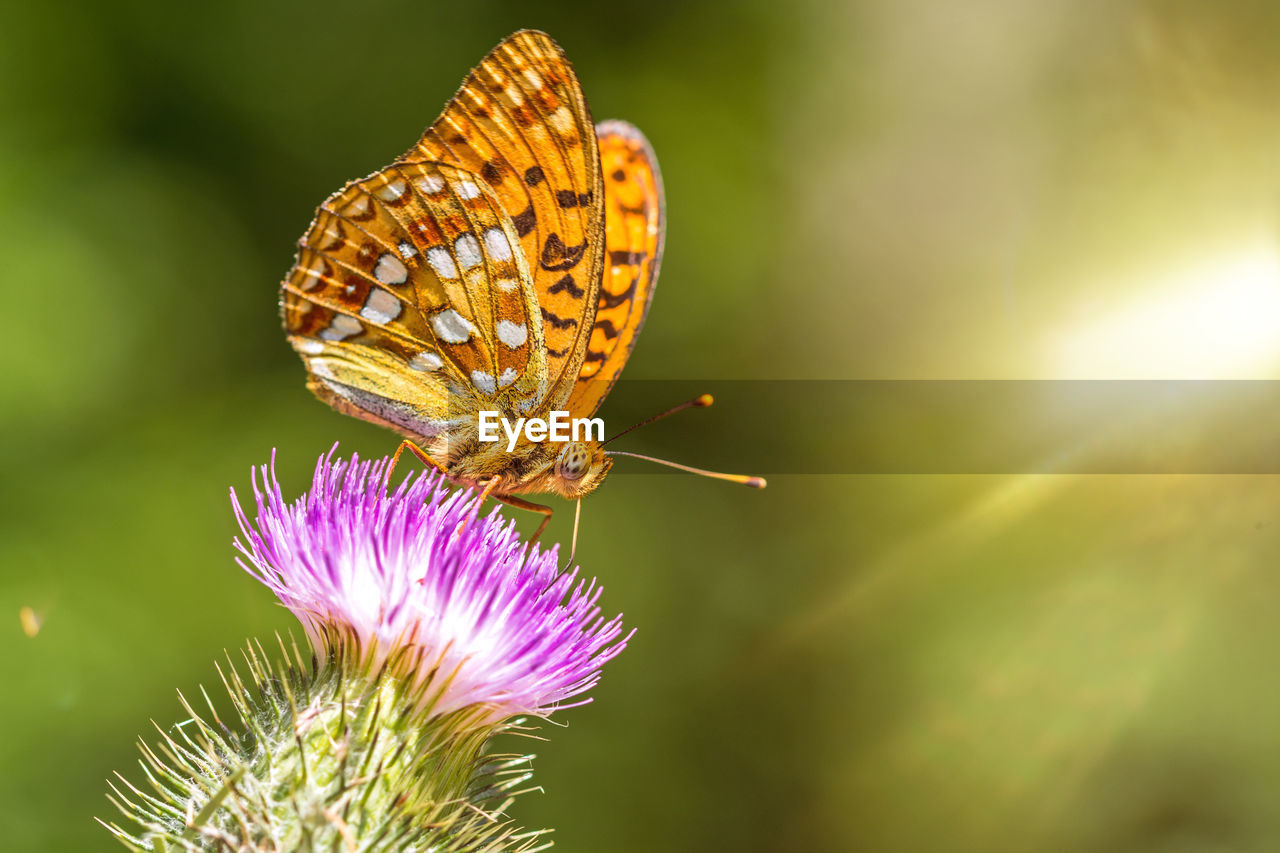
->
[101,634,549,853]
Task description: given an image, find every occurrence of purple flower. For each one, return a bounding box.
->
[231,448,629,719]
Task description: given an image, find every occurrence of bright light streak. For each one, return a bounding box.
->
[1054,246,1280,378]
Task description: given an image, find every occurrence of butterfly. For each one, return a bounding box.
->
[281,30,762,550]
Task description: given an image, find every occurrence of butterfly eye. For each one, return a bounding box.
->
[557,444,591,481]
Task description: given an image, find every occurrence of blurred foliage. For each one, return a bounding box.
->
[3,0,1280,850]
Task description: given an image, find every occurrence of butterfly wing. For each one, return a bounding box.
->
[281,160,546,456]
[565,120,665,417]
[403,29,605,413]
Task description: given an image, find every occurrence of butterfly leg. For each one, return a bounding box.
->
[430,475,508,544]
[492,494,555,543]
[474,475,502,510]
[388,439,449,482]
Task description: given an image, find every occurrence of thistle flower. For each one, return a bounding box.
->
[232,448,629,719]
[104,448,630,852]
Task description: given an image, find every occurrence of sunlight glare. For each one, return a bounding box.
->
[1054,245,1280,378]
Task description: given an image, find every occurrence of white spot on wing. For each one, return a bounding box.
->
[483,228,512,261]
[319,314,362,341]
[498,367,519,388]
[430,308,475,344]
[360,288,401,324]
[398,241,417,259]
[427,247,458,279]
[454,180,481,200]
[342,194,371,218]
[375,177,407,202]
[374,253,408,285]
[471,370,496,396]
[300,259,327,290]
[294,338,325,355]
[322,221,344,247]
[410,350,443,372]
[414,174,445,195]
[496,319,528,349]
[495,277,519,292]
[548,106,574,135]
[523,69,543,89]
[455,234,482,270]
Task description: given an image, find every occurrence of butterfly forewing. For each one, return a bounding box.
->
[566,120,666,417]
[403,30,605,410]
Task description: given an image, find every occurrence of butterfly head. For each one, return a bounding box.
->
[550,441,612,498]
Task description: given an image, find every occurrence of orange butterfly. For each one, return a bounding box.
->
[281,30,762,551]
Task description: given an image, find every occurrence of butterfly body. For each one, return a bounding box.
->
[436,437,612,500]
[282,31,661,510]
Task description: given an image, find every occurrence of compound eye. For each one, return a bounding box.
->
[559,444,590,481]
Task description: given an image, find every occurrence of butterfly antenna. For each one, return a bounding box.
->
[603,394,715,446]
[605,450,767,489]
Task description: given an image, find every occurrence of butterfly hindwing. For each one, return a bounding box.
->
[404,29,605,412]
[566,120,665,417]
[282,158,547,448]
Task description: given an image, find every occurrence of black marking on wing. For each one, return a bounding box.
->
[540,233,587,271]
[599,271,641,309]
[609,249,646,266]
[584,350,607,363]
[481,160,504,185]
[548,273,585,298]
[524,166,545,186]
[511,204,537,237]
[540,307,578,329]
[594,319,620,339]
[555,189,595,209]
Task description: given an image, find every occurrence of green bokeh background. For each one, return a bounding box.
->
[4,1,1280,850]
